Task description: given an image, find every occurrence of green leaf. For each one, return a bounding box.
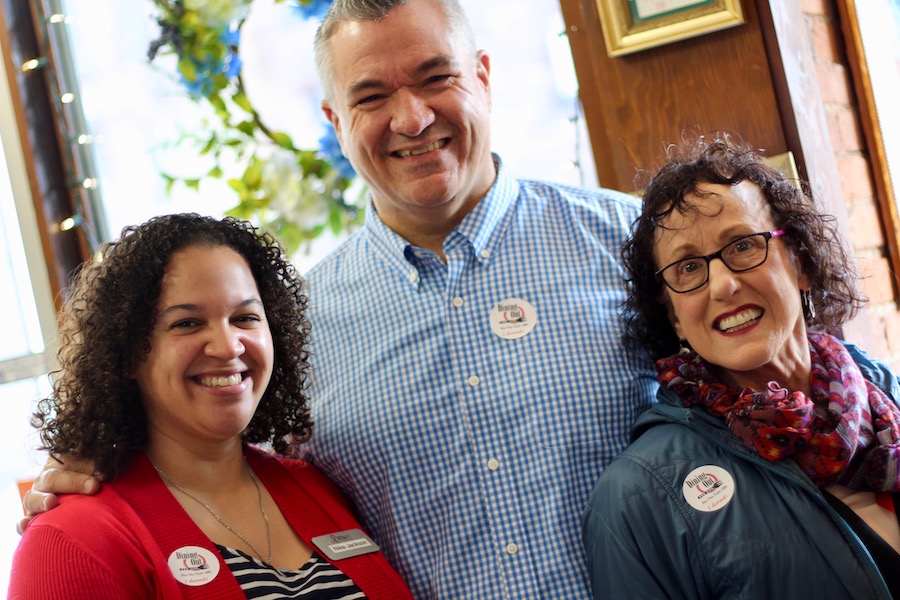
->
[232,90,253,114]
[328,206,343,234]
[208,93,227,114]
[226,202,255,220]
[243,160,262,188]
[270,132,296,151]
[177,57,198,82]
[181,11,200,29]
[236,120,256,137]
[200,136,217,155]
[227,178,247,194]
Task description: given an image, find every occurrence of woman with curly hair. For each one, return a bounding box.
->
[10,214,411,599]
[582,137,900,599]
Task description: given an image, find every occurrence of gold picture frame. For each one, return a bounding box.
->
[596,0,745,57]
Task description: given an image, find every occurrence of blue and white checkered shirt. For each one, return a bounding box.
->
[302,156,658,599]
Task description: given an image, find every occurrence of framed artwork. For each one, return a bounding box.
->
[596,0,745,57]
[838,0,900,287]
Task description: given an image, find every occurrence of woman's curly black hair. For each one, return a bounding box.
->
[33,214,313,478]
[622,135,865,361]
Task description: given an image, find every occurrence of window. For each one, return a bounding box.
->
[0,42,55,591]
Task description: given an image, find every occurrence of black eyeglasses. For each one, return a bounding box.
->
[655,230,787,293]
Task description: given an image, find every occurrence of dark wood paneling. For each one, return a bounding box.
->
[559,0,881,345]
[561,0,787,191]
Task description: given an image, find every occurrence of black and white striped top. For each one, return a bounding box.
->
[216,546,367,599]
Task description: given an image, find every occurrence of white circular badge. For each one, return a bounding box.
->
[489,298,537,340]
[682,465,735,513]
[167,546,220,586]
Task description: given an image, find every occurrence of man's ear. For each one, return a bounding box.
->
[322,101,341,138]
[475,50,491,110]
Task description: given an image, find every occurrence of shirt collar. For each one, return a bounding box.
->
[363,154,520,287]
[451,154,519,267]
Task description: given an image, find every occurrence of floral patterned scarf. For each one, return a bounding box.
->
[656,332,900,491]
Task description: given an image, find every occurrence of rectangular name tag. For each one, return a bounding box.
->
[311,529,380,561]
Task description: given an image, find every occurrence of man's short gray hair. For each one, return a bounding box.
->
[314,0,477,102]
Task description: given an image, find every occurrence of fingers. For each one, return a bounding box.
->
[17,455,101,534]
[18,470,98,534]
[30,466,99,497]
[16,515,33,536]
[21,461,99,515]
[16,488,60,535]
[21,485,62,515]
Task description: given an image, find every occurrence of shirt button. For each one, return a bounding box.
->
[505,543,519,555]
[480,249,490,259]
[408,272,419,283]
[467,375,480,387]
[487,458,500,471]
[451,297,464,308]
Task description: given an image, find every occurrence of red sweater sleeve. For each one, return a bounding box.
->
[10,520,147,599]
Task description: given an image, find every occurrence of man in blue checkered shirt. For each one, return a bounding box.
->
[22,0,658,597]
[306,0,658,597]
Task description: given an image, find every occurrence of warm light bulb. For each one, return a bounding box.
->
[21,58,46,71]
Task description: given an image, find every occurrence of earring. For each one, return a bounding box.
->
[801,290,816,321]
[678,339,692,355]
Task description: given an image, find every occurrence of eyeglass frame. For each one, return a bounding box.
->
[654,229,788,294]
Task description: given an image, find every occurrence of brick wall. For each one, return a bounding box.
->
[802,0,900,371]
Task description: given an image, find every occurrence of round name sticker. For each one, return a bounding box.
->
[489,298,537,340]
[682,465,735,513]
[167,546,220,586]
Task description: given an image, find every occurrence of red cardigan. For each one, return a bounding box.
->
[9,446,412,599]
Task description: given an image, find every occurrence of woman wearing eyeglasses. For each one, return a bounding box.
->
[582,136,900,599]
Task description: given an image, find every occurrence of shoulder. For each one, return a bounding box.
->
[305,227,370,285]
[518,179,641,212]
[12,490,155,597]
[846,341,900,402]
[590,416,736,512]
[515,179,641,239]
[23,487,137,536]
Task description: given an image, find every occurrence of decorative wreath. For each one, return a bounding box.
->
[149,0,360,253]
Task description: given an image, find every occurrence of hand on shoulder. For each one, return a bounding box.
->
[18,454,100,535]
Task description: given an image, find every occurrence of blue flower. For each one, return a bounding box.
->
[180,25,243,98]
[292,0,332,21]
[318,123,355,180]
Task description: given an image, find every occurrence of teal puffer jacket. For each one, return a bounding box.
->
[583,343,900,600]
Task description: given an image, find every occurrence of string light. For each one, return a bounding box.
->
[20,57,48,72]
[29,2,108,249]
[47,14,74,24]
[59,214,83,232]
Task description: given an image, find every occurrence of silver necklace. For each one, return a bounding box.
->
[154,458,272,564]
